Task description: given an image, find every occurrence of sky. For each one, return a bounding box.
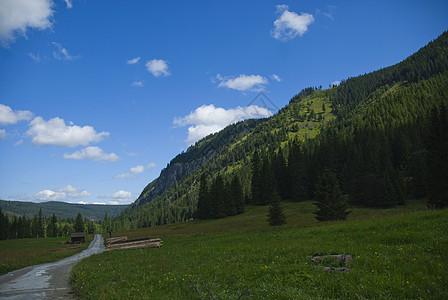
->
[0,0,447,205]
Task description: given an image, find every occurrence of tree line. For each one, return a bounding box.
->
[0,208,98,240]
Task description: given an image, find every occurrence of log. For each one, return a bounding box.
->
[105,241,162,251]
[106,236,127,245]
[106,238,162,249]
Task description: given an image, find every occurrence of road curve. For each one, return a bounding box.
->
[0,234,105,299]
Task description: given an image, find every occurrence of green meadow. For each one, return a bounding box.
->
[0,235,92,275]
[71,201,448,299]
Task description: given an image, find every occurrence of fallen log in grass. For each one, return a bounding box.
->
[105,238,163,251]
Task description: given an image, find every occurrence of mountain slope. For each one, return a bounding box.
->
[115,30,448,229]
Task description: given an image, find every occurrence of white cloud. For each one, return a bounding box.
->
[271,4,314,40]
[331,80,341,87]
[112,190,133,202]
[217,74,268,92]
[26,116,109,147]
[35,189,66,201]
[93,202,106,205]
[114,163,156,179]
[271,74,282,82]
[0,129,6,138]
[52,42,79,60]
[0,0,54,47]
[64,146,120,162]
[34,184,91,202]
[174,104,272,145]
[109,200,119,205]
[0,104,33,125]
[127,56,140,64]
[28,52,41,62]
[64,0,73,9]
[131,81,144,87]
[15,139,24,146]
[55,184,91,198]
[146,59,170,77]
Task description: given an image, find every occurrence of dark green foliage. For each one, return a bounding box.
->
[314,169,350,221]
[74,213,84,232]
[426,104,448,208]
[46,214,58,237]
[196,174,211,219]
[267,191,287,226]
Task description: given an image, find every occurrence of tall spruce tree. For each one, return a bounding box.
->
[426,104,448,208]
[267,190,286,226]
[314,169,350,221]
[74,213,84,232]
[197,174,211,219]
[251,150,262,205]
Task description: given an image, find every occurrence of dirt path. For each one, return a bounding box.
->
[0,234,105,299]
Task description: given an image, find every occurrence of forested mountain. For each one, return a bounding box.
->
[112,31,448,230]
[0,199,126,221]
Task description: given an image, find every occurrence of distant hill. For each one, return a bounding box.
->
[0,199,127,221]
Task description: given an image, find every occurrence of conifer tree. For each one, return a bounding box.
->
[267,190,286,226]
[197,174,211,219]
[314,169,350,221]
[74,213,84,232]
[251,151,262,205]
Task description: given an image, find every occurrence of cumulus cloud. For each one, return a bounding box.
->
[271,4,314,40]
[0,129,6,138]
[216,74,268,92]
[0,0,54,47]
[114,163,156,179]
[52,42,79,60]
[127,56,140,64]
[34,185,91,201]
[15,139,24,146]
[131,81,144,87]
[26,116,109,147]
[64,146,120,162]
[331,80,341,87]
[0,104,33,125]
[109,200,119,205]
[174,104,272,145]
[112,190,133,202]
[146,59,170,77]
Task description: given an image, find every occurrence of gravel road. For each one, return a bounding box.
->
[0,234,105,299]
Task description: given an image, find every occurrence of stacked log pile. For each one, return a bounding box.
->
[105,236,163,251]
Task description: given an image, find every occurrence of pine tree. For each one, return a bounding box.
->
[47,214,58,237]
[314,169,350,221]
[426,104,448,208]
[211,174,226,218]
[267,190,286,226]
[229,176,244,215]
[251,151,262,204]
[102,213,111,233]
[196,174,211,219]
[74,213,84,232]
[37,208,46,238]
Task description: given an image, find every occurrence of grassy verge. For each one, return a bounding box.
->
[71,203,447,299]
[0,234,93,275]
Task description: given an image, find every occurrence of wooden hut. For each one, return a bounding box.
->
[71,232,85,244]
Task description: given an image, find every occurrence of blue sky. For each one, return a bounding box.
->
[1,0,447,205]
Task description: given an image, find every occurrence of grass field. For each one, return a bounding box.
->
[71,202,448,299]
[0,235,93,275]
